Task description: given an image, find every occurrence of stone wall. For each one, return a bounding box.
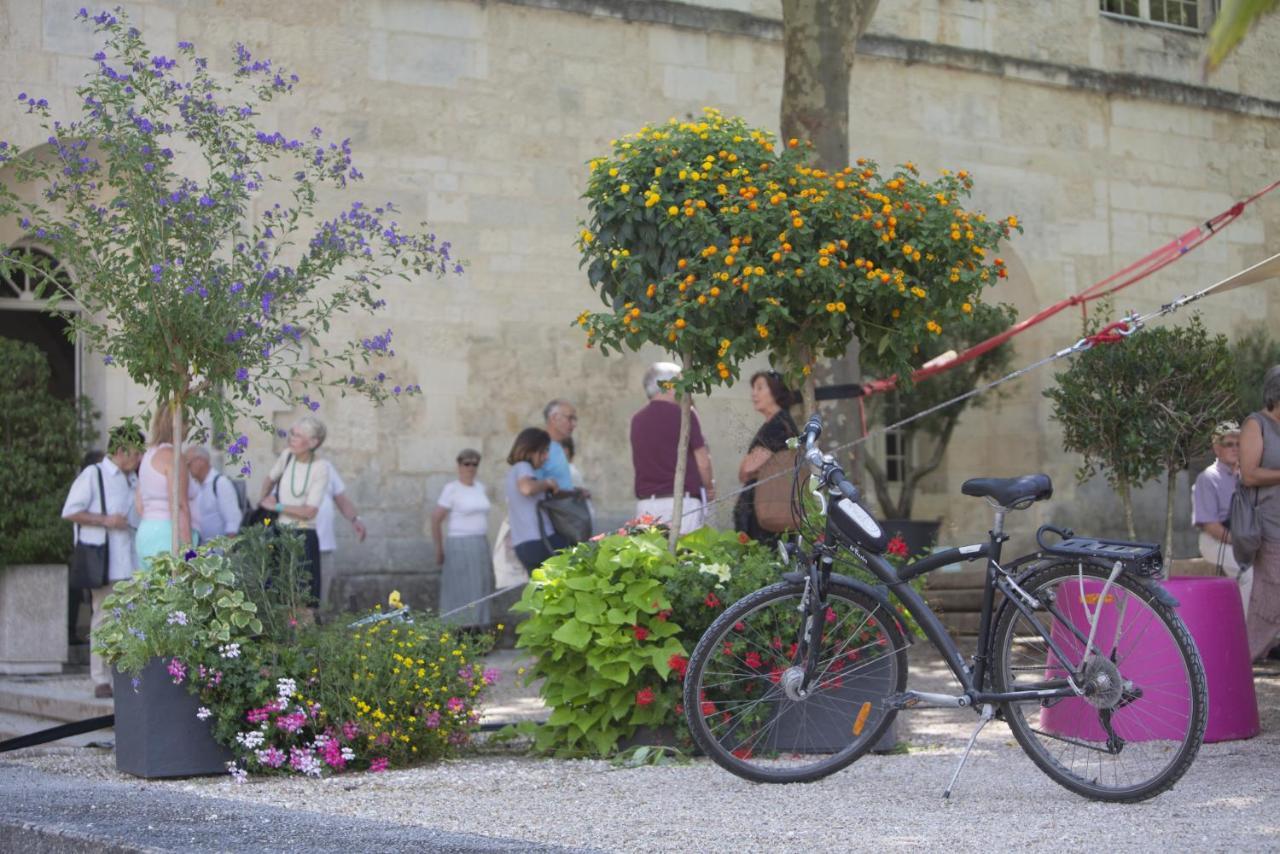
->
[3,0,1279,594]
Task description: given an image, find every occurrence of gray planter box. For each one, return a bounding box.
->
[770,653,899,753]
[113,658,232,778]
[0,563,68,674]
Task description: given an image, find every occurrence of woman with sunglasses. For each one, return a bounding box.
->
[432,449,494,629]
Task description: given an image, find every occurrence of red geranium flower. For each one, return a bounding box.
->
[738,532,750,545]
[886,536,909,558]
[744,651,763,669]
[668,654,689,678]
[701,701,717,716]
[655,609,672,622]
[632,625,649,642]
[704,592,721,608]
[635,687,655,707]
[733,621,746,632]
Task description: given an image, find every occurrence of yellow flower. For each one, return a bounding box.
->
[668,205,679,216]
[580,230,594,245]
[620,183,631,194]
[961,302,973,314]
[388,590,403,609]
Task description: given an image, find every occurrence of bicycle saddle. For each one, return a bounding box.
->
[961,474,1053,508]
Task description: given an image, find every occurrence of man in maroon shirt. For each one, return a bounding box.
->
[630,362,716,531]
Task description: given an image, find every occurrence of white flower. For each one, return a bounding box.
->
[235,730,265,750]
[226,762,248,784]
[698,563,732,585]
[340,747,355,761]
[196,706,211,721]
[276,677,297,702]
[219,643,241,659]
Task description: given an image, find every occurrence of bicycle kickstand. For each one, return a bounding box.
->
[943,703,995,800]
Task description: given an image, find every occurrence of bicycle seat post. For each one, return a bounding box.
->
[988,499,1007,539]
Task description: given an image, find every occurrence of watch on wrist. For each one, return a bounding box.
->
[275,502,284,513]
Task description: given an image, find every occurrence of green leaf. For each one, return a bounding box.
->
[550,618,593,650]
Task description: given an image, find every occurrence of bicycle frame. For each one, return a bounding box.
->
[816,511,1084,709]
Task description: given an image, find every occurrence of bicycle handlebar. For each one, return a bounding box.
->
[799,413,861,504]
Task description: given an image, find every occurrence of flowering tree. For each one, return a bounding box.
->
[0,10,457,551]
[576,109,1017,544]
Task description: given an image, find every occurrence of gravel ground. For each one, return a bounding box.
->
[8,649,1279,852]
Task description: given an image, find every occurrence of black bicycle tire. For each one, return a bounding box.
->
[683,578,908,784]
[992,560,1207,803]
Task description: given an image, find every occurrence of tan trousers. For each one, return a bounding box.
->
[1198,531,1253,614]
[89,582,117,686]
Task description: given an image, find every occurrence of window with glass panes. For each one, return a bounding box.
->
[1101,0,1209,31]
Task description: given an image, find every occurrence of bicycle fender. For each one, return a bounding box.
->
[782,571,910,641]
[1133,576,1180,608]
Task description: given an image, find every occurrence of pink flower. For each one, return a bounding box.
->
[257,746,285,768]
[322,739,346,769]
[446,696,465,713]
[482,667,499,686]
[342,721,360,741]
[278,712,307,733]
[167,658,187,684]
[425,711,441,729]
[369,757,389,773]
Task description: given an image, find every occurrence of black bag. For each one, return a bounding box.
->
[241,454,289,529]
[68,465,110,590]
[538,490,593,547]
[1230,483,1262,568]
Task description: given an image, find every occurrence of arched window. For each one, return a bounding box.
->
[0,247,77,399]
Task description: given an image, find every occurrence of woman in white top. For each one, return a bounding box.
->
[432,449,493,628]
[258,415,330,603]
[135,404,197,565]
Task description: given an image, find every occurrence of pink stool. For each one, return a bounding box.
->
[1039,575,1259,743]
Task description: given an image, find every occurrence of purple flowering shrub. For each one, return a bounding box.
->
[0,8,459,463]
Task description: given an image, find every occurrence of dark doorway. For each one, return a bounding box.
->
[0,248,76,400]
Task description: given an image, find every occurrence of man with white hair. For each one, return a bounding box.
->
[629,362,715,530]
[185,445,243,542]
[1193,420,1251,611]
[536,398,578,491]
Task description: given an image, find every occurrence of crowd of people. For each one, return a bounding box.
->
[60,361,1280,700]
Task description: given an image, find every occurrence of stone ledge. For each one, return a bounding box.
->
[498,0,1280,119]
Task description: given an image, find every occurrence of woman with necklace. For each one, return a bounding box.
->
[258,415,330,605]
[732,370,799,547]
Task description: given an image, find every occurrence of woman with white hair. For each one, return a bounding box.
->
[258,415,330,603]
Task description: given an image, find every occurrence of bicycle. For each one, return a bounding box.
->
[683,415,1207,802]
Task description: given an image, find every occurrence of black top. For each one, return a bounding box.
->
[733,409,799,543]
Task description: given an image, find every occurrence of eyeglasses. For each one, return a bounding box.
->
[459,460,479,467]
[1218,441,1239,449]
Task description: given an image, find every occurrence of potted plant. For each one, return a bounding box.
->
[0,337,94,674]
[1229,322,1280,420]
[858,302,1019,555]
[511,520,779,756]
[1046,312,1235,559]
[96,524,496,778]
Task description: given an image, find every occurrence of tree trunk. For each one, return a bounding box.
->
[1118,480,1137,541]
[668,352,694,554]
[1163,466,1177,568]
[798,345,817,418]
[169,400,186,555]
[780,0,881,170]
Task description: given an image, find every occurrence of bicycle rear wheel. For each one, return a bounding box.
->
[683,578,908,784]
[992,560,1206,802]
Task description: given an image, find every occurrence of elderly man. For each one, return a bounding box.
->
[185,446,243,543]
[62,424,144,698]
[1193,420,1251,610]
[630,362,715,531]
[537,399,578,492]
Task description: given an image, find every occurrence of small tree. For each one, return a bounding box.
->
[1047,313,1236,559]
[0,11,457,552]
[0,337,95,567]
[860,302,1017,520]
[1228,322,1280,419]
[577,109,1017,546]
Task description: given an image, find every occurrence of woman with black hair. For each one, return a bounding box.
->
[733,370,799,546]
[504,427,563,570]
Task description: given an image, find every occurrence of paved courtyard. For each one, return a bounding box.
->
[3,648,1277,852]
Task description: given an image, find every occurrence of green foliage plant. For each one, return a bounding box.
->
[511,521,779,757]
[0,10,458,551]
[1228,321,1280,419]
[0,336,95,566]
[1046,312,1236,558]
[859,302,1018,519]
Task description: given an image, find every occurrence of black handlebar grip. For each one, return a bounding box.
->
[835,476,860,504]
[803,415,823,443]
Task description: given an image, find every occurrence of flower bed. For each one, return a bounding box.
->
[96,524,494,778]
[511,520,780,756]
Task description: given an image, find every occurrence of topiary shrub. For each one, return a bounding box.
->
[0,336,95,567]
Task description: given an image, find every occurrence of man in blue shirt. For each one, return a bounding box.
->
[536,399,577,491]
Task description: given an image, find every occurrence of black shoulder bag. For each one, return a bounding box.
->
[69,465,111,589]
[242,454,290,529]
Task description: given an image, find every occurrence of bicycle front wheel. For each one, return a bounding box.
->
[993,560,1207,802]
[684,578,908,784]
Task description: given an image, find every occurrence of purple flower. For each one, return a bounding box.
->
[240,461,252,476]
[102,355,114,365]
[167,658,187,684]
[260,291,274,315]
[235,367,249,382]
[183,549,197,561]
[198,194,214,207]
[178,40,193,50]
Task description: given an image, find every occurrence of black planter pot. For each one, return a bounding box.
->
[770,653,900,754]
[112,658,232,778]
[880,519,942,558]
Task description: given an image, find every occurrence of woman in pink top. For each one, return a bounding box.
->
[134,404,196,564]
